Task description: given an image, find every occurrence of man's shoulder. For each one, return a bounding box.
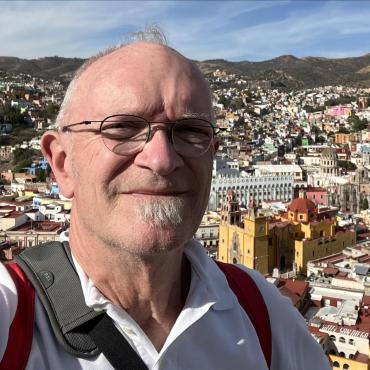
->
[0,262,18,303]
[234,264,287,304]
[0,262,19,361]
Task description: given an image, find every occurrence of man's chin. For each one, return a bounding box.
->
[134,198,185,228]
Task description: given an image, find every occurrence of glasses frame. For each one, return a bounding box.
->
[60,114,225,157]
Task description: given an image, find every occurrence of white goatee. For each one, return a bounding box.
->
[136,197,185,227]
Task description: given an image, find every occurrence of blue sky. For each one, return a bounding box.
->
[1,1,370,61]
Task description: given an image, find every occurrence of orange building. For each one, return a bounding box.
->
[218,190,356,275]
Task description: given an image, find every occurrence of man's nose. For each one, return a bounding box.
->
[134,128,184,175]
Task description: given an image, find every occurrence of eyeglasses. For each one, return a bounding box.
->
[60,114,222,157]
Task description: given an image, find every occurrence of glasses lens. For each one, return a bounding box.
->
[101,115,148,155]
[173,119,213,157]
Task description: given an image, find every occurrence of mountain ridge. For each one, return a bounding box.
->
[0,53,369,89]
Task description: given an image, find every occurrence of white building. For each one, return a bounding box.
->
[253,164,303,181]
[208,174,294,210]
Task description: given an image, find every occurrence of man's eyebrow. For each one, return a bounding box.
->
[181,112,212,120]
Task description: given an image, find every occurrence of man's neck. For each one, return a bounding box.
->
[69,228,191,351]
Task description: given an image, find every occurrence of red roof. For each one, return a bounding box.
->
[288,198,316,213]
[269,221,291,230]
[323,267,339,276]
[278,278,309,298]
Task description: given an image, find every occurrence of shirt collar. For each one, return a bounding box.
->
[71,238,235,312]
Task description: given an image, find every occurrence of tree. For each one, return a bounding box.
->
[229,97,244,111]
[348,114,368,132]
[361,197,369,211]
[311,125,321,135]
[12,148,40,172]
[338,160,357,171]
[35,168,47,182]
[218,95,229,108]
[45,103,60,120]
[338,126,350,134]
[0,102,26,126]
[324,95,354,107]
[303,105,315,113]
[315,136,326,144]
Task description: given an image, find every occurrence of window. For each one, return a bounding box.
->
[343,364,350,370]
[339,337,345,343]
[332,361,339,367]
[320,230,324,237]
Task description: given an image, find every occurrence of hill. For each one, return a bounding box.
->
[0,56,84,81]
[1,53,370,89]
[195,53,370,88]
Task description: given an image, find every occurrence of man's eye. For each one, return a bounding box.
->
[102,123,145,140]
[177,125,212,137]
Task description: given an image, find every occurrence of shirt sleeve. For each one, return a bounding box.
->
[0,263,18,361]
[237,266,331,370]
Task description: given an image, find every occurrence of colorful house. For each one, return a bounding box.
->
[218,190,356,275]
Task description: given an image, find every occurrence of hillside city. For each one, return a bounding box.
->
[1,66,370,370]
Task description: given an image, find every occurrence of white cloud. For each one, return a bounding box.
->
[177,1,370,61]
[0,1,173,57]
[0,1,370,60]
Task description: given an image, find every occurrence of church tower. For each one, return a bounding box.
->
[220,190,241,226]
[218,191,269,274]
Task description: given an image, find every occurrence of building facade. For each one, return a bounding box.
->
[209,174,294,211]
[218,190,356,275]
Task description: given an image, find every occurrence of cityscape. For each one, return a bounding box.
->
[3,0,370,368]
[0,55,370,369]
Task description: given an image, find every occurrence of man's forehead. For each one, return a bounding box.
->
[67,43,212,122]
[82,43,195,81]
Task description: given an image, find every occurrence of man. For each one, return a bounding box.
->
[0,33,331,369]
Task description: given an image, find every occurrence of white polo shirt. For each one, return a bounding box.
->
[0,239,330,370]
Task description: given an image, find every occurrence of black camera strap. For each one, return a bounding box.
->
[87,313,149,370]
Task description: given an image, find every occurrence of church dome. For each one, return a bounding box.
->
[321,147,338,160]
[288,198,316,213]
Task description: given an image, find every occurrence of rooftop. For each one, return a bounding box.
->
[7,221,64,233]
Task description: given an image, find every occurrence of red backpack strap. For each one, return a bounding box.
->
[0,263,35,370]
[216,261,272,369]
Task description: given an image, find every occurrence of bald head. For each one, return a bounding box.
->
[58,43,213,127]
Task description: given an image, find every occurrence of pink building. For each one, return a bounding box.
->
[327,105,352,118]
[306,187,329,206]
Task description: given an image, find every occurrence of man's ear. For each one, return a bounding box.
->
[41,130,75,199]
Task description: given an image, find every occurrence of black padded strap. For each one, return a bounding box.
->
[87,314,148,370]
[15,241,101,357]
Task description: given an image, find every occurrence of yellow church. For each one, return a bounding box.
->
[218,190,356,275]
